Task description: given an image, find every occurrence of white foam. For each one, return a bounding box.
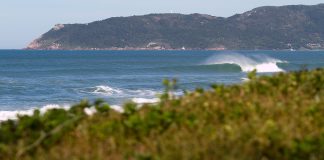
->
[84,107,97,116]
[1,84,162,122]
[0,96,164,122]
[110,105,124,112]
[132,98,160,104]
[85,85,158,98]
[204,53,285,73]
[0,110,33,121]
[0,103,130,122]
[92,85,123,95]
[0,104,70,122]
[241,77,250,82]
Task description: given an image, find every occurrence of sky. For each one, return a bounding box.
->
[0,0,323,49]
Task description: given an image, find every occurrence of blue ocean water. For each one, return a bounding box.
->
[0,50,323,113]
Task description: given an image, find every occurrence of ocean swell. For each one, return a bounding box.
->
[204,53,286,73]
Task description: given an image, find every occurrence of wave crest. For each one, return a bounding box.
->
[204,53,285,73]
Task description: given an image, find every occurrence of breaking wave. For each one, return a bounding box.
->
[0,98,159,122]
[81,85,158,97]
[0,104,70,122]
[92,85,123,95]
[0,98,161,122]
[203,53,286,73]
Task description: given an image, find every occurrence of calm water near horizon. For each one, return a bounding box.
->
[0,50,323,116]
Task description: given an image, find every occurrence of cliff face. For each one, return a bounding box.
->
[27,4,324,50]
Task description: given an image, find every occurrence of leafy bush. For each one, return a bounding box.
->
[0,69,323,159]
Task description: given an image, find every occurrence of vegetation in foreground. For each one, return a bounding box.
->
[0,69,323,160]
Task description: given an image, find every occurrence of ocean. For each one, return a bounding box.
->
[1,50,324,120]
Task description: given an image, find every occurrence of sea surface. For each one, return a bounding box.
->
[0,50,324,120]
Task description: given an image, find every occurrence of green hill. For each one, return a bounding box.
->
[0,69,323,159]
[27,4,324,50]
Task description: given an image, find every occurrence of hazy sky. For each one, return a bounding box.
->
[0,0,323,49]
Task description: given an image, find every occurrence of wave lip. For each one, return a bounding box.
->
[204,53,286,73]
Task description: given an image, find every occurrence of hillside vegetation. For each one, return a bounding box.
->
[0,69,323,160]
[27,4,324,50]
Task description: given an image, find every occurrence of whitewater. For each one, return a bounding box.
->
[204,53,286,73]
[1,50,324,122]
[0,85,160,121]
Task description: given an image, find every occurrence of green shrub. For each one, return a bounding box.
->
[0,69,323,160]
